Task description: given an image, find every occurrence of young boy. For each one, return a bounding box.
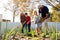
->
[25,13,31,32]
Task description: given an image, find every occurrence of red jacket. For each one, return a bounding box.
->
[26,16,31,24]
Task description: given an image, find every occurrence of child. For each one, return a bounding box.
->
[34,11,42,35]
[25,13,31,32]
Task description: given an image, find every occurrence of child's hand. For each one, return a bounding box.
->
[27,22,29,24]
[35,21,37,24]
[27,21,30,24]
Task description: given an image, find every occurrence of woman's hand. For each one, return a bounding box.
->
[35,21,37,24]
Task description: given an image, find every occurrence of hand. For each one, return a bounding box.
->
[40,18,45,22]
[41,19,45,22]
[27,22,29,24]
[35,21,37,24]
[23,21,26,24]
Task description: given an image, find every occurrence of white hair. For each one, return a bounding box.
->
[38,4,43,9]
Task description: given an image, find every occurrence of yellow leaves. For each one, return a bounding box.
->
[20,0,31,2]
[20,0,27,2]
[51,8,60,22]
[13,0,20,6]
[21,3,27,12]
[56,4,60,8]
[22,3,27,8]
[51,6,60,22]
[27,0,30,2]
[50,0,56,2]
[51,7,56,10]
[29,9,33,16]
[13,0,31,12]
[51,4,60,22]
[52,16,60,22]
[51,4,60,10]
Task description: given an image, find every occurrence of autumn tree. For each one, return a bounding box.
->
[12,0,40,19]
[50,4,60,22]
[42,0,60,22]
[43,0,60,10]
[4,0,20,22]
[4,0,60,22]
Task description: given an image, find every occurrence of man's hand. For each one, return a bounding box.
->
[40,13,48,22]
[41,18,45,22]
[40,18,45,22]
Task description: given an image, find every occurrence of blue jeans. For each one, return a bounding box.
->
[22,23,31,33]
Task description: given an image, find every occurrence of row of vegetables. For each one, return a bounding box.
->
[0,26,58,40]
[0,22,59,40]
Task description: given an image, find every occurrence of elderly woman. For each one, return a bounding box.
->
[20,13,26,33]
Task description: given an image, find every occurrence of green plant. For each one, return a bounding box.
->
[40,27,46,38]
[3,28,9,40]
[40,25,57,40]
[8,27,16,36]
[3,21,9,40]
[24,27,29,36]
[17,27,22,33]
[49,26,56,40]
[31,29,38,37]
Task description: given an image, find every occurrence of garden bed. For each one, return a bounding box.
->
[0,22,59,40]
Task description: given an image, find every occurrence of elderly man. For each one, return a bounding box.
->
[38,5,50,35]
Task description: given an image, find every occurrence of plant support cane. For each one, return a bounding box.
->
[0,22,1,35]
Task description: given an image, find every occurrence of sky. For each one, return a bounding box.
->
[0,0,52,22]
[0,0,20,22]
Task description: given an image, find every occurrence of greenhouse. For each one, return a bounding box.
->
[0,0,60,40]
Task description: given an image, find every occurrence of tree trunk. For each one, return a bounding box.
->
[13,11,15,22]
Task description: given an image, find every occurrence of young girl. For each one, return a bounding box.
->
[34,10,42,35]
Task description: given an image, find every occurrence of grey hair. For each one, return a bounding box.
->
[38,5,43,9]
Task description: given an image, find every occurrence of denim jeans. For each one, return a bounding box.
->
[22,23,31,33]
[27,23,31,32]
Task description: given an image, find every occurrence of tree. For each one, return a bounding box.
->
[43,0,60,10]
[12,0,38,16]
[4,0,60,22]
[43,0,60,22]
[4,0,20,22]
[51,7,60,22]
[4,0,35,22]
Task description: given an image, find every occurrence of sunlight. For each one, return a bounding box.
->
[0,0,52,22]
